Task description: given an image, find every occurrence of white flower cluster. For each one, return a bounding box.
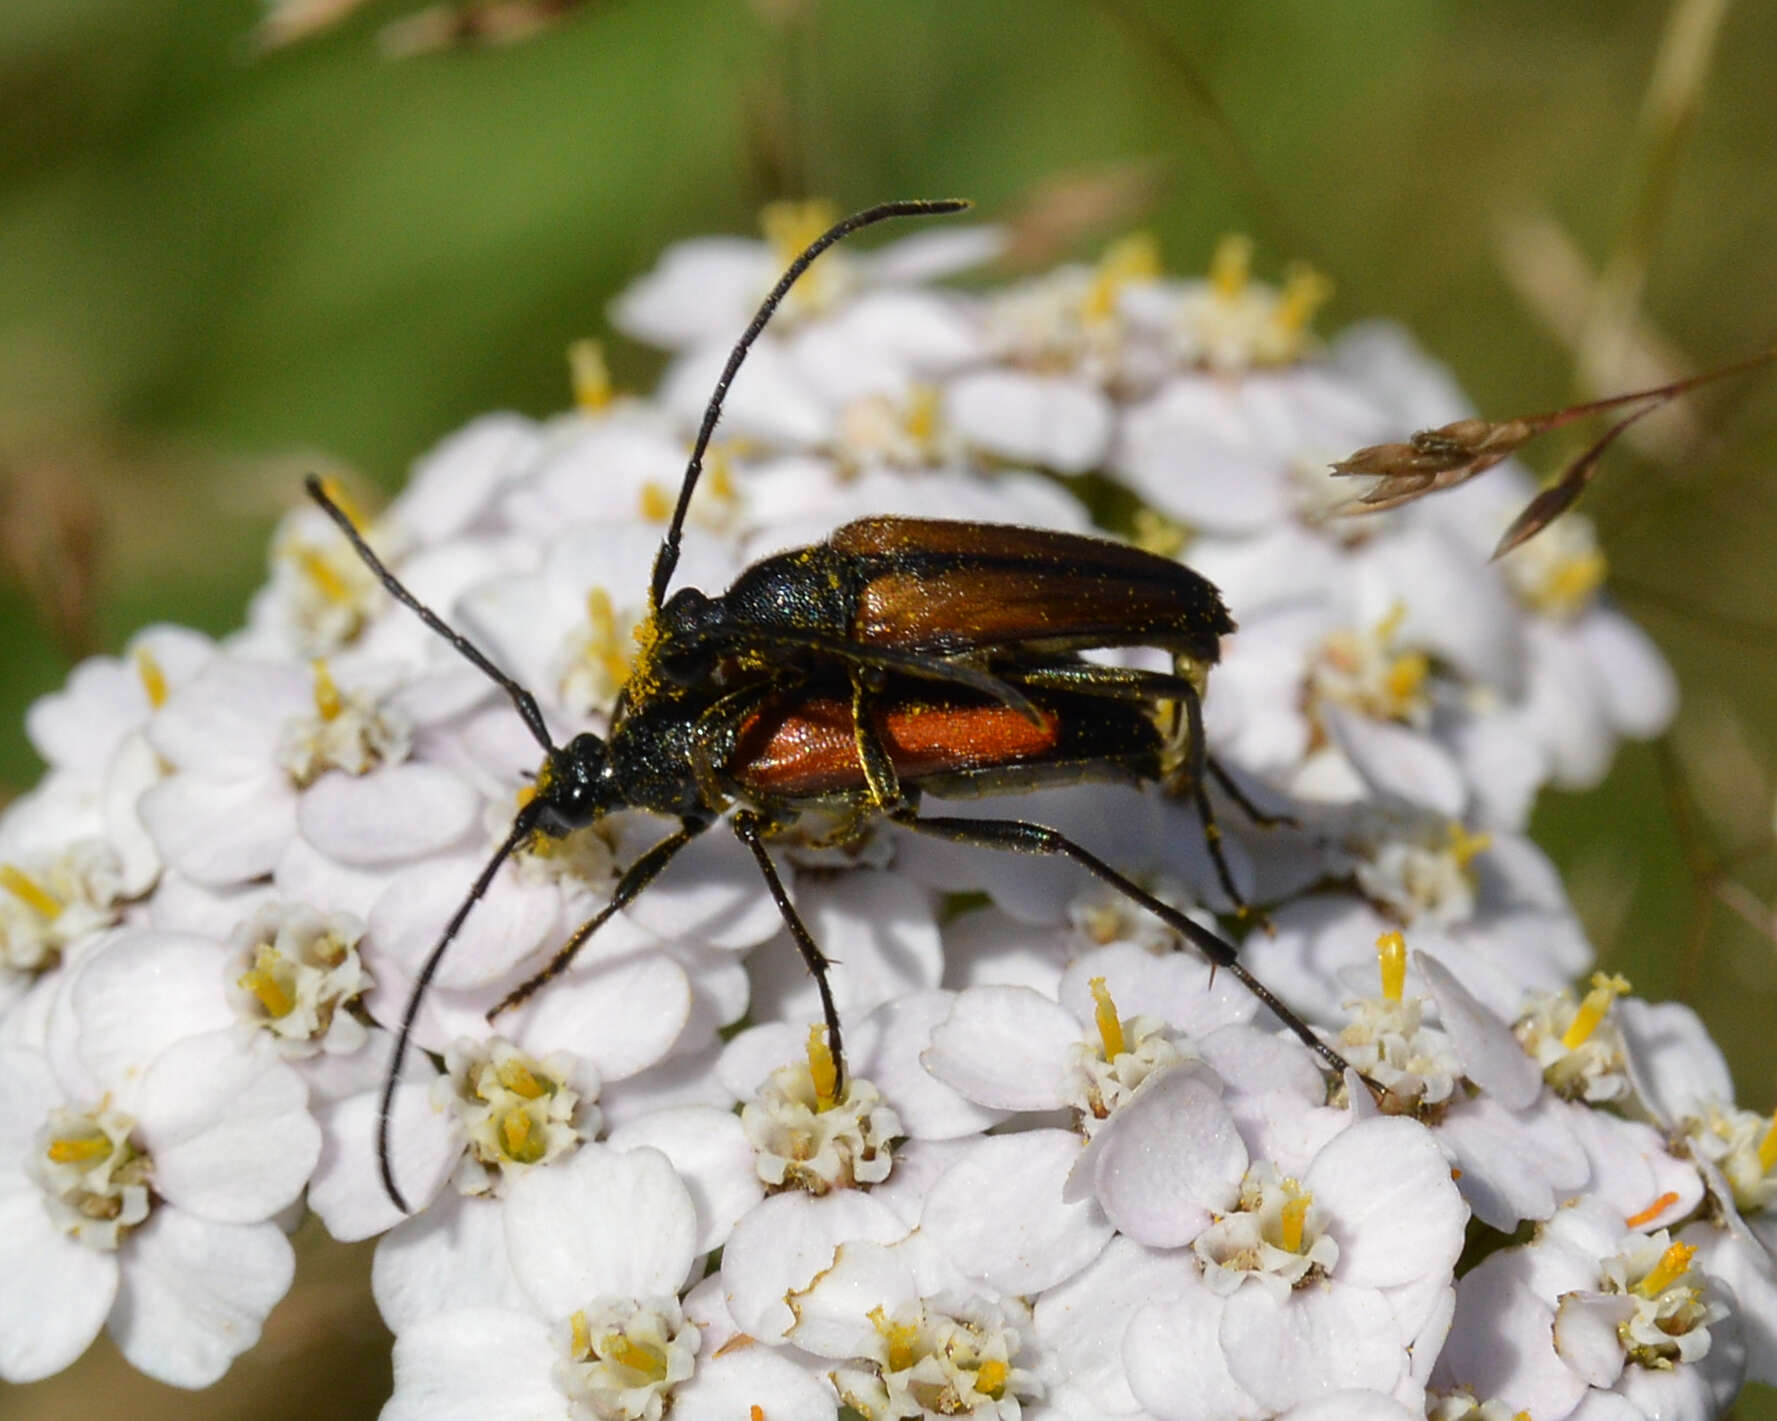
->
[1,200,1770,1421]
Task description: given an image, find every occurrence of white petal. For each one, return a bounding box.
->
[859,225,1004,285]
[721,1191,906,1339]
[921,1129,1111,1293]
[71,932,235,1109]
[372,1192,527,1333]
[1222,1281,1405,1412]
[788,1238,920,1359]
[368,854,559,990]
[851,991,1005,1139]
[945,369,1113,473]
[605,1108,762,1255]
[510,953,691,1080]
[1281,1391,1422,1421]
[147,658,306,772]
[1431,1248,1589,1416]
[920,985,1076,1111]
[504,1145,698,1316]
[1079,1068,1245,1248]
[1058,939,1257,1039]
[1616,998,1733,1126]
[137,771,297,887]
[1551,1291,1633,1388]
[1305,1117,1467,1290]
[308,1081,459,1240]
[1416,951,1539,1108]
[1575,608,1677,739]
[662,338,832,448]
[384,1306,568,1421]
[108,1211,294,1388]
[297,763,480,866]
[389,413,541,544]
[1126,1283,1259,1421]
[622,826,786,950]
[137,1032,320,1222]
[0,1188,116,1382]
[673,1344,838,1421]
[610,237,768,350]
[1320,705,1466,818]
[1436,1095,1582,1232]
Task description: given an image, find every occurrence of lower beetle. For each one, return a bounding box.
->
[306,199,1355,1211]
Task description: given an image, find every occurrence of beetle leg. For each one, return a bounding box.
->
[889,808,1355,1081]
[1206,756,1298,829]
[731,810,848,1093]
[850,673,903,811]
[487,819,708,1019]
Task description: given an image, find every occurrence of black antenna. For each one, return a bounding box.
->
[647,197,972,611]
[305,475,556,755]
[376,807,540,1212]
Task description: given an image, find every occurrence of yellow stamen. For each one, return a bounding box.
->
[316,475,368,531]
[1082,230,1161,324]
[568,338,613,412]
[585,587,631,684]
[1385,651,1429,707]
[1374,601,1409,645]
[499,1107,538,1160]
[1209,233,1253,300]
[1635,1240,1697,1298]
[1561,972,1631,1050]
[974,1359,1009,1398]
[496,1057,548,1099]
[1757,1109,1777,1175]
[807,1024,839,1111]
[311,659,343,721]
[296,546,351,604]
[238,947,295,1019]
[1090,977,1126,1061]
[1280,1185,1312,1254]
[47,1133,112,1166]
[0,864,63,920]
[751,1408,766,1421]
[1541,550,1608,615]
[869,1305,920,1373]
[638,480,673,523]
[133,646,169,708]
[1132,508,1188,559]
[904,385,940,444]
[569,1309,591,1357]
[1275,262,1333,335]
[1625,1192,1680,1229]
[1376,931,1407,1003]
[762,199,841,268]
[608,1335,667,1381]
[706,446,735,503]
[1447,822,1494,870]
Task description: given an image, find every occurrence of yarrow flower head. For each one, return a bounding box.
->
[4,199,1762,1421]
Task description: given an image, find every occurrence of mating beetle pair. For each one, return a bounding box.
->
[307,199,1354,1211]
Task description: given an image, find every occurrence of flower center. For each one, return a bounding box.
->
[1337,932,1462,1113]
[1514,973,1632,1103]
[832,1299,1036,1420]
[132,645,170,708]
[560,1298,697,1421]
[1058,978,1187,1134]
[740,1031,901,1194]
[1500,514,1608,620]
[762,198,847,318]
[0,841,127,976]
[1353,821,1489,929]
[276,660,413,787]
[1312,603,1433,728]
[443,1039,597,1195]
[272,478,384,654]
[28,1103,153,1251]
[1192,1162,1340,1294]
[1597,1230,1724,1371]
[228,903,371,1057]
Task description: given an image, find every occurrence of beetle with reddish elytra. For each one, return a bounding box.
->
[306,198,1360,1212]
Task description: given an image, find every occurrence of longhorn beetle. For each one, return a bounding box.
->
[306,199,1358,1212]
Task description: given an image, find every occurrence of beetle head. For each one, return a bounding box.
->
[531,733,619,834]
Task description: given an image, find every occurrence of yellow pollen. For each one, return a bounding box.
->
[904,385,940,444]
[569,1309,591,1357]
[806,1024,839,1111]
[1374,601,1409,645]
[132,646,169,708]
[1132,508,1188,558]
[1385,651,1429,707]
[869,1306,920,1373]
[496,1057,548,1099]
[974,1359,1009,1398]
[238,947,295,1019]
[1635,1241,1697,1298]
[1090,976,1126,1061]
[1275,262,1333,336]
[1446,822,1494,870]
[311,659,343,721]
[1561,972,1631,1050]
[638,480,674,523]
[515,782,540,813]
[608,1334,667,1382]
[1539,551,1608,616]
[296,546,352,605]
[1757,1110,1777,1175]
[0,864,63,920]
[1515,1413,1532,1421]
[751,1407,767,1421]
[1280,1185,1312,1254]
[499,1107,538,1160]
[568,338,613,412]
[47,1133,112,1166]
[584,587,631,684]
[1625,1192,1681,1229]
[1376,931,1407,1003]
[706,447,735,503]
[1209,233,1253,300]
[1082,230,1161,324]
[316,475,368,530]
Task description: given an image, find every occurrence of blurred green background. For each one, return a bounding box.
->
[2,0,1774,1415]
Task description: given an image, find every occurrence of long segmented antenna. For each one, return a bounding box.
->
[376,807,540,1212]
[647,197,972,611]
[305,475,556,755]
